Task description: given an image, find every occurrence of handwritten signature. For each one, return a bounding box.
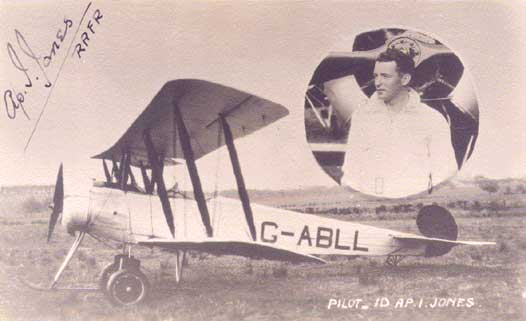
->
[4,28,58,120]
[2,1,103,150]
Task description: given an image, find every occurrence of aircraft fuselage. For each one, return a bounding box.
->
[61,186,426,257]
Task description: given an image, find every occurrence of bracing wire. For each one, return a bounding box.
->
[172,107,178,237]
[212,123,222,231]
[173,115,188,238]
[149,193,154,237]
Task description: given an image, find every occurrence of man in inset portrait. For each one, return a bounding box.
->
[341,48,456,198]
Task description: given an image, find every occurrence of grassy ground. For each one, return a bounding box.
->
[0,192,525,320]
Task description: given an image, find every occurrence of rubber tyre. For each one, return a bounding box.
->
[106,269,150,306]
[99,263,118,293]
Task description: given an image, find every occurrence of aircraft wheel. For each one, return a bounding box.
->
[99,263,118,292]
[106,269,150,306]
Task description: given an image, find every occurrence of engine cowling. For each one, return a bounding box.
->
[417,205,458,257]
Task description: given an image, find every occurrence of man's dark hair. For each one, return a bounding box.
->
[376,49,415,75]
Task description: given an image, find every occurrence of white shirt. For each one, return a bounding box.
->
[341,89,457,198]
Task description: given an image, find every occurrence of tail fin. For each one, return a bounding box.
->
[407,205,494,257]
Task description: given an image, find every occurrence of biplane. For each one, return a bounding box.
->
[305,28,479,184]
[27,79,493,306]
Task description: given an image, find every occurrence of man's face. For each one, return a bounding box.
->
[373,61,408,103]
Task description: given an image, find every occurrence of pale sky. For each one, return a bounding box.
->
[1,0,525,194]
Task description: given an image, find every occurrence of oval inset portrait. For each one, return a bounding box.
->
[304,28,479,198]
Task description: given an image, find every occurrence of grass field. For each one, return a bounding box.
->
[0,186,525,321]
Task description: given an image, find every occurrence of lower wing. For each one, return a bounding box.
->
[138,239,326,264]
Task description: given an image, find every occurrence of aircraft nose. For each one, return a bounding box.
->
[61,196,90,235]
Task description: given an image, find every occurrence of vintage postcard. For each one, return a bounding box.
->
[1,1,525,320]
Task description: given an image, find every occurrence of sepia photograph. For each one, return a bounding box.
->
[1,1,525,320]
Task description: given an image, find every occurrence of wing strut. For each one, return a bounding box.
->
[118,153,127,187]
[128,165,138,188]
[173,103,213,237]
[102,160,112,183]
[139,162,154,194]
[143,130,175,237]
[120,152,131,191]
[111,158,120,182]
[220,115,257,241]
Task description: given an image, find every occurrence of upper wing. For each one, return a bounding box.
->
[137,239,326,264]
[93,79,289,166]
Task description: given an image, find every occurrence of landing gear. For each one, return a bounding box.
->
[174,250,186,284]
[106,269,149,306]
[100,254,150,306]
[99,262,118,291]
[385,255,405,267]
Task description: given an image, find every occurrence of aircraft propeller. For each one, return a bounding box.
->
[20,163,93,291]
[47,163,64,242]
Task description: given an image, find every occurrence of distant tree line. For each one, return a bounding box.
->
[0,185,54,195]
[286,198,523,218]
[475,177,526,195]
